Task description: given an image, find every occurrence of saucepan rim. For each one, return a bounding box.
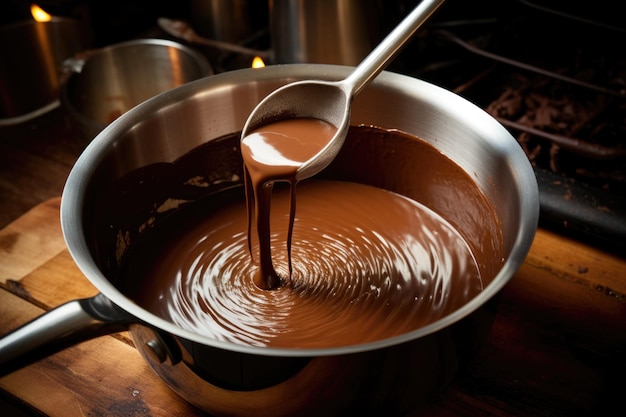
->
[61,64,539,357]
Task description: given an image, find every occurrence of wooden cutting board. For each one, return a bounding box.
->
[1,198,625,416]
[0,198,201,416]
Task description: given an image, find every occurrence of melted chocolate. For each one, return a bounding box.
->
[120,180,482,348]
[114,126,503,349]
[241,118,337,289]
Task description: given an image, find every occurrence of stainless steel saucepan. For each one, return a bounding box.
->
[0,65,539,416]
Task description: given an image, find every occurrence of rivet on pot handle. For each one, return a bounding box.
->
[139,327,183,365]
[0,293,133,376]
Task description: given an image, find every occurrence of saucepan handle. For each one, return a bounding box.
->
[0,293,133,376]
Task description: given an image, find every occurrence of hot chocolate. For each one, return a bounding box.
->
[116,125,502,349]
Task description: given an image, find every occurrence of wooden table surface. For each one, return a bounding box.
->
[1,108,625,416]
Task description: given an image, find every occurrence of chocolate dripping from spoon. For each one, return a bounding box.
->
[241,119,337,290]
[241,0,446,290]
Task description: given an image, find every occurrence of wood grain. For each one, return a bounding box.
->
[0,198,65,285]
[0,290,200,417]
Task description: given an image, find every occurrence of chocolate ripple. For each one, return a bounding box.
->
[120,180,483,348]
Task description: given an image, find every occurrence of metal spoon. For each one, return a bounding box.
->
[241,0,446,181]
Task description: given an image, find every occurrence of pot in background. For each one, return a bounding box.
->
[0,65,539,416]
[0,17,91,124]
[60,38,212,143]
[269,0,384,65]
[190,0,268,43]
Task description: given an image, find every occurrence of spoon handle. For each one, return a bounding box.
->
[344,0,446,97]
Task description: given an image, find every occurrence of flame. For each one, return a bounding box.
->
[251,56,265,69]
[31,4,52,22]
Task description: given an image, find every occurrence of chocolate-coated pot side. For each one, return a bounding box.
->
[0,65,539,417]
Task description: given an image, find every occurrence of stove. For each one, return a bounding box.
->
[392,0,626,252]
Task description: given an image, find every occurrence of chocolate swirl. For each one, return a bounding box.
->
[120,180,482,348]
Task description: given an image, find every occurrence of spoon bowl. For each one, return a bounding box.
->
[241,80,350,181]
[241,0,446,181]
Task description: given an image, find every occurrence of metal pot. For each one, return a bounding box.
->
[0,17,91,124]
[190,0,267,43]
[269,0,384,65]
[60,38,212,143]
[0,65,539,416]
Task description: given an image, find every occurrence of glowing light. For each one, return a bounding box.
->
[31,4,52,22]
[251,56,265,69]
